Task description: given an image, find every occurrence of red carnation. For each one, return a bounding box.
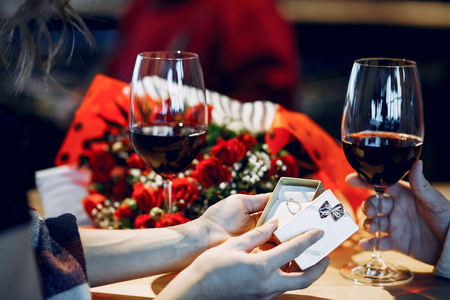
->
[191,157,231,189]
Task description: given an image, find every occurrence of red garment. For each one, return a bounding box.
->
[106,0,299,109]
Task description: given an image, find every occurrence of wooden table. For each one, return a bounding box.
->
[28,180,450,299]
[90,235,450,299]
[29,178,450,299]
[87,183,450,299]
[90,184,450,299]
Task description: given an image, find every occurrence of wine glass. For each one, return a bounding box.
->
[340,58,424,286]
[129,51,208,213]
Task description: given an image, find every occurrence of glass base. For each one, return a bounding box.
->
[340,262,413,286]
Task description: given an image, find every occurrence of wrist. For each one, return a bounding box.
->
[193,215,229,250]
[156,265,206,300]
[175,218,212,259]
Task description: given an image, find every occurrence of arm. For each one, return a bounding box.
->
[156,219,329,299]
[81,193,270,286]
[80,218,209,286]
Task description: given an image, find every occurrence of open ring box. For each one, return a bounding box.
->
[257,177,359,270]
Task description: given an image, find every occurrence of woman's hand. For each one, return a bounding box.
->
[82,193,271,286]
[348,160,450,265]
[196,193,271,247]
[157,218,330,300]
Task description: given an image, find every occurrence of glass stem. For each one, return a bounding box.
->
[366,191,387,272]
[163,178,173,213]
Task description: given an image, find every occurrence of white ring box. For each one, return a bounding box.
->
[257,177,359,270]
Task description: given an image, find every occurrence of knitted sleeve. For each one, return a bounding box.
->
[29,210,91,299]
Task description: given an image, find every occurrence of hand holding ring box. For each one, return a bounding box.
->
[257,177,359,270]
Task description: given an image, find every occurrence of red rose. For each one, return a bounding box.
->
[209,138,246,166]
[152,98,175,123]
[237,133,257,151]
[269,154,299,178]
[238,190,256,195]
[184,104,213,126]
[82,193,106,216]
[114,204,135,219]
[155,212,190,228]
[131,182,163,213]
[191,157,231,189]
[127,153,147,170]
[134,214,155,229]
[112,175,130,201]
[172,177,199,207]
[89,150,116,184]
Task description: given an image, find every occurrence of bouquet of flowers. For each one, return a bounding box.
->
[55,75,369,230]
[81,120,317,229]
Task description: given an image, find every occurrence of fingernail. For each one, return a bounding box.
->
[316,230,324,240]
[266,217,278,227]
[417,160,423,173]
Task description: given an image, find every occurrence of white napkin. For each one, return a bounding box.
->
[35,165,92,226]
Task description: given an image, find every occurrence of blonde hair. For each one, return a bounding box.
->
[0,0,95,92]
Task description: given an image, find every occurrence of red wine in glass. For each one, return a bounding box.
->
[340,58,424,286]
[342,131,423,192]
[130,123,206,178]
[130,51,208,213]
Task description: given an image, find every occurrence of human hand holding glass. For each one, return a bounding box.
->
[129,51,208,213]
[346,160,449,267]
[340,58,424,285]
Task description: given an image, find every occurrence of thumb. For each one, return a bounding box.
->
[409,160,444,205]
[231,217,278,252]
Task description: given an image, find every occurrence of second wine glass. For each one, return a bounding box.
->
[340,58,424,286]
[129,51,208,213]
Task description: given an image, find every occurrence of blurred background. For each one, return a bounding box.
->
[2,0,449,183]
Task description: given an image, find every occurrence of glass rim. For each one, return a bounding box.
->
[137,51,199,60]
[354,57,417,68]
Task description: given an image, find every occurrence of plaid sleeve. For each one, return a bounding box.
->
[29,210,91,300]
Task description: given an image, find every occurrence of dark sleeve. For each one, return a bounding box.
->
[0,104,32,231]
[29,210,90,299]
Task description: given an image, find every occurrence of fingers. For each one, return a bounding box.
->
[229,217,279,251]
[359,236,393,252]
[363,216,389,234]
[262,229,324,269]
[362,195,394,218]
[234,193,271,214]
[409,160,449,206]
[276,257,330,292]
[345,173,372,189]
